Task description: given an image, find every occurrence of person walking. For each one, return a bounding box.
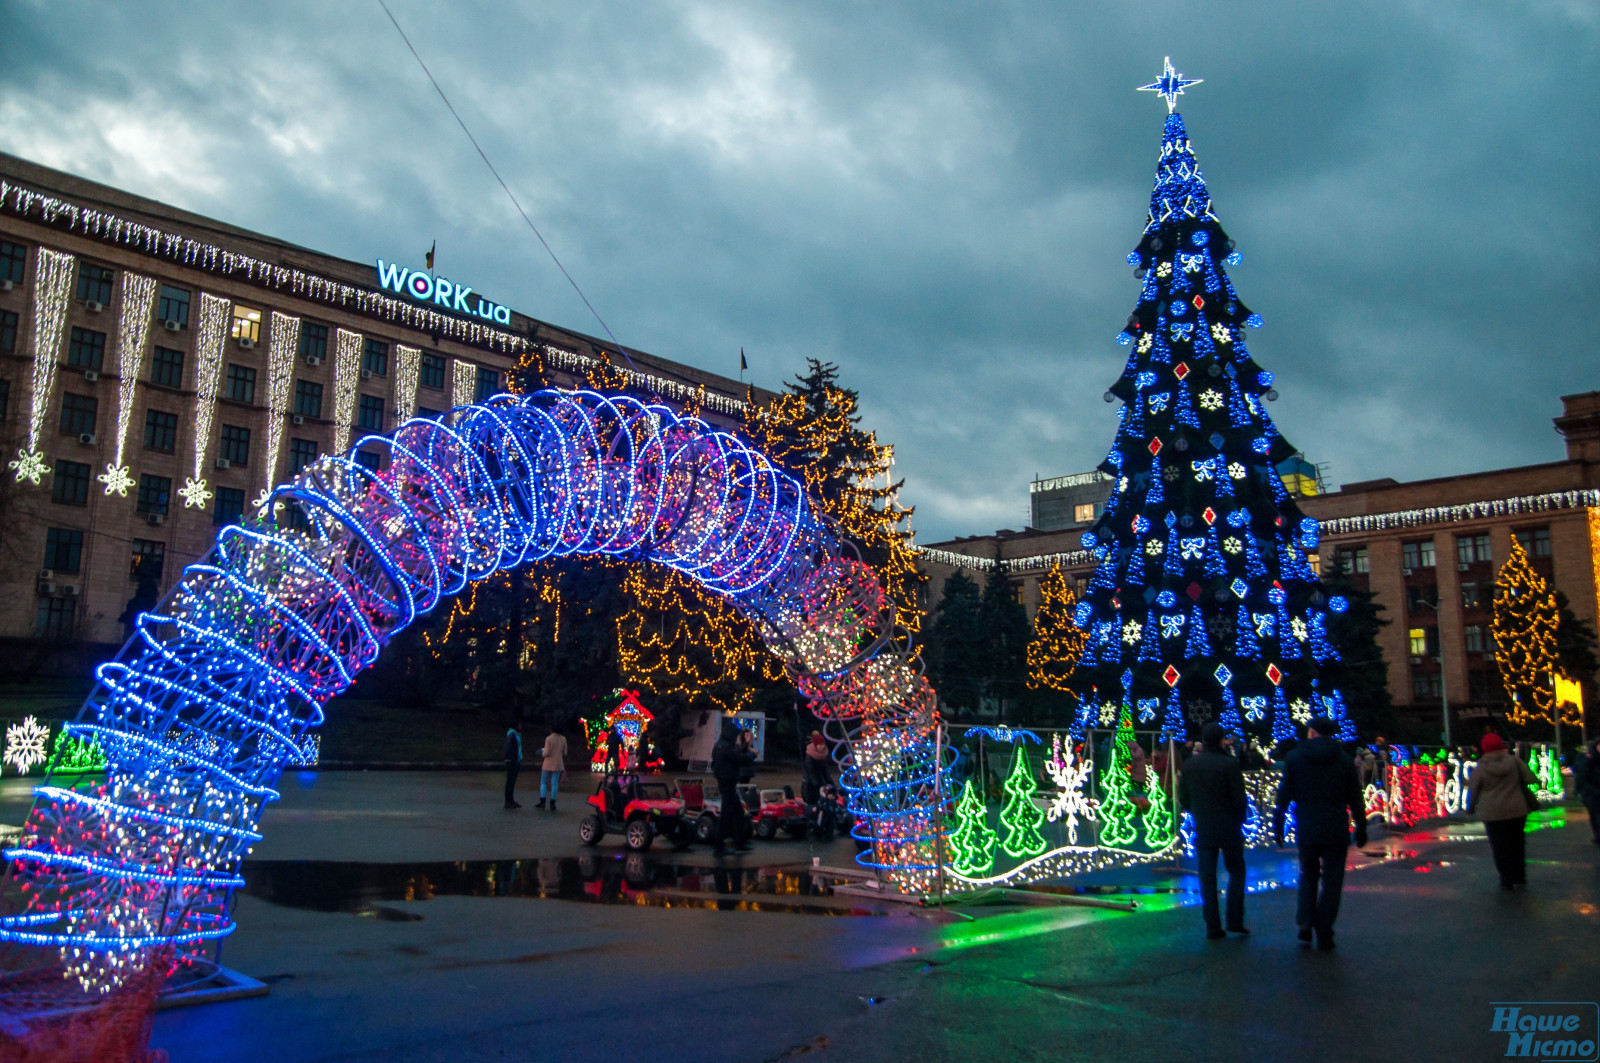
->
[712,720,756,856]
[1178,722,1250,940]
[1468,733,1540,889]
[537,726,568,812]
[503,722,523,810]
[1575,739,1600,847]
[1273,717,1367,951]
[801,731,834,806]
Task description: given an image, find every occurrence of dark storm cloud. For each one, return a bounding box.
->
[2,1,1595,540]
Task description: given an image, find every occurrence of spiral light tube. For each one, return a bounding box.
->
[0,389,948,991]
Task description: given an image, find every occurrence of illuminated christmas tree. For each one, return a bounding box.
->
[947,778,998,876]
[1027,564,1087,720]
[1096,714,1139,847]
[1492,536,1562,727]
[1141,757,1176,849]
[998,747,1048,858]
[1073,59,1350,744]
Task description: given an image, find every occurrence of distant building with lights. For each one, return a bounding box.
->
[0,152,768,655]
[920,395,1600,741]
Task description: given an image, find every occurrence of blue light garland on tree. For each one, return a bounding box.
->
[1073,61,1353,745]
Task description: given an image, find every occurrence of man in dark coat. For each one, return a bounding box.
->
[1178,722,1250,939]
[1274,716,1367,950]
[711,720,756,856]
[1573,739,1600,846]
[503,722,523,810]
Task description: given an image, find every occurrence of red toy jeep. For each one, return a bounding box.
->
[578,772,695,851]
[750,787,810,840]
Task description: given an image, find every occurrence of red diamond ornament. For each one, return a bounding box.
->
[1192,295,1205,310]
[1203,506,1217,525]
[1266,663,1283,686]
[1174,362,1190,380]
[1186,581,1203,601]
[1148,436,1163,456]
[1163,665,1181,687]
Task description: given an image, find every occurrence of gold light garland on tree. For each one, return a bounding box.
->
[1491,535,1562,726]
[1026,563,1085,694]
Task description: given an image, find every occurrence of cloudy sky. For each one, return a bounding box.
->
[2,1,1596,541]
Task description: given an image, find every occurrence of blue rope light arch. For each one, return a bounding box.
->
[0,389,949,992]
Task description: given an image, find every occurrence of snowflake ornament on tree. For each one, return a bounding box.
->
[4,716,51,775]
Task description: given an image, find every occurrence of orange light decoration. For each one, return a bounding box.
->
[1027,563,1086,695]
[1491,536,1561,727]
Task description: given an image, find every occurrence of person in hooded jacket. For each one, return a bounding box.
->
[1178,722,1250,939]
[1575,739,1600,846]
[801,731,834,806]
[1273,717,1366,951]
[711,720,757,856]
[1468,733,1540,889]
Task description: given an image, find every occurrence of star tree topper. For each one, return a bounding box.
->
[1138,57,1202,113]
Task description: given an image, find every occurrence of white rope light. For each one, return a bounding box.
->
[181,293,230,509]
[330,328,363,455]
[257,312,301,506]
[100,272,158,496]
[394,344,420,422]
[9,247,75,484]
[450,358,474,410]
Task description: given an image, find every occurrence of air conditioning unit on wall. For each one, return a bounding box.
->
[83,300,104,313]
[162,319,182,332]
[238,338,256,350]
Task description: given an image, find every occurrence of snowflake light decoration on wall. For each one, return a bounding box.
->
[4,716,51,775]
[97,464,135,497]
[9,449,51,485]
[178,477,213,509]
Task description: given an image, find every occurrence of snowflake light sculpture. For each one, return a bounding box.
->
[1044,733,1098,844]
[5,716,51,775]
[177,477,212,510]
[98,464,136,497]
[9,449,51,485]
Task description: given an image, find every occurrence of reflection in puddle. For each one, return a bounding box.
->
[239,856,883,917]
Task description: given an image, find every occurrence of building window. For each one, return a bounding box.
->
[52,460,91,506]
[420,352,446,390]
[143,409,178,452]
[363,339,388,377]
[1408,627,1427,657]
[219,424,251,466]
[1336,547,1369,575]
[299,322,329,362]
[358,395,384,432]
[0,240,25,283]
[151,346,184,389]
[1464,624,1484,653]
[1401,540,1435,570]
[1405,584,1438,613]
[1461,581,1484,610]
[1411,673,1443,700]
[1073,503,1097,524]
[474,367,500,403]
[76,263,113,304]
[157,285,190,327]
[288,438,319,474]
[1514,527,1552,558]
[294,380,323,418]
[44,528,84,573]
[213,487,246,525]
[354,450,381,472]
[37,597,76,639]
[137,474,172,515]
[67,327,106,370]
[225,364,257,404]
[1,309,17,355]
[415,406,442,420]
[130,539,165,581]
[1456,533,1491,566]
[58,393,98,436]
[232,305,262,344]
[0,379,9,420]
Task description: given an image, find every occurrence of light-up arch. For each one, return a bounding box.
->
[0,389,947,992]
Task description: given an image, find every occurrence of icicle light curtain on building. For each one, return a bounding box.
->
[8,247,75,483]
[101,272,158,496]
[0,388,950,992]
[1072,61,1354,744]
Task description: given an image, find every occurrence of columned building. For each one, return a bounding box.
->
[918,392,1600,740]
[0,153,765,651]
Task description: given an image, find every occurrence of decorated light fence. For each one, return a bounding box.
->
[0,389,948,993]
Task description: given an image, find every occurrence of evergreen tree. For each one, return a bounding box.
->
[1554,590,1600,687]
[929,571,985,719]
[998,747,1047,858]
[1026,564,1087,726]
[1074,66,1351,744]
[1492,536,1562,727]
[1097,712,1139,848]
[979,553,1032,720]
[1318,567,1396,740]
[947,778,998,876]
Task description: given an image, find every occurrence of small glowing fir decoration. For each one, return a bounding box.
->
[1097,714,1140,848]
[947,779,998,877]
[998,747,1048,858]
[4,716,51,775]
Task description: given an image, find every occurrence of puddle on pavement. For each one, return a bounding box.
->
[239,855,886,917]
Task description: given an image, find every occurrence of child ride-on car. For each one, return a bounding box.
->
[578,771,695,851]
[750,787,810,840]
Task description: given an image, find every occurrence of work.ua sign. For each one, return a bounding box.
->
[376,260,512,325]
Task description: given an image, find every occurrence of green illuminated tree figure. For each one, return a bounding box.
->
[999,747,1048,858]
[947,778,998,877]
[1098,714,1139,848]
[1141,753,1176,849]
